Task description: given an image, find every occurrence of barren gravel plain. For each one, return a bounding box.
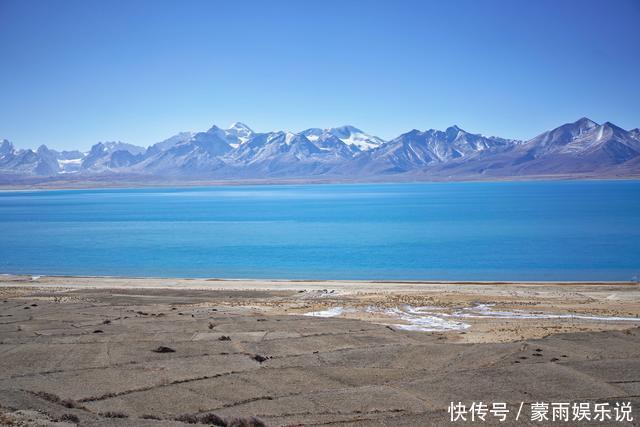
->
[1,275,639,426]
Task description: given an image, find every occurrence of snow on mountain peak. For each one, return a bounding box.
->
[228,122,252,132]
[299,126,383,151]
[284,132,297,145]
[328,126,384,151]
[2,118,638,180]
[226,122,254,145]
[101,141,146,155]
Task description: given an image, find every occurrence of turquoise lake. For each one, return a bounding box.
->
[1,181,639,281]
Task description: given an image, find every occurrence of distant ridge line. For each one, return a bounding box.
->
[1,117,639,183]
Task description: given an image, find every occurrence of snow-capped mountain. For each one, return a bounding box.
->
[301,125,384,152]
[81,141,146,171]
[218,131,336,177]
[135,127,232,176]
[520,117,599,156]
[146,132,194,155]
[347,125,518,175]
[1,118,638,183]
[438,118,640,177]
[0,141,61,176]
[225,122,254,146]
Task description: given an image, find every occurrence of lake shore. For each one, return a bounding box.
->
[2,274,640,344]
[1,275,639,425]
[1,174,639,192]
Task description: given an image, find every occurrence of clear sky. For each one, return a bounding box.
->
[1,0,639,151]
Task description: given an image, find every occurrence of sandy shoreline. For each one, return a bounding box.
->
[1,275,639,425]
[2,273,638,288]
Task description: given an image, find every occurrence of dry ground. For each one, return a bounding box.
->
[0,276,639,426]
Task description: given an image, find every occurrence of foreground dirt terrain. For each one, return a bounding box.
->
[0,276,639,426]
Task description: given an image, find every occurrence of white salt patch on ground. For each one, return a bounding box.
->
[299,289,339,299]
[365,306,470,332]
[446,304,640,322]
[385,307,470,331]
[302,303,640,332]
[304,307,346,317]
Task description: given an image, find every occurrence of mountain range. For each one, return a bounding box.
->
[1,118,639,184]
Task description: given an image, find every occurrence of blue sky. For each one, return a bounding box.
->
[1,0,639,151]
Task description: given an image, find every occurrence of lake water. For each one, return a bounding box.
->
[1,181,639,281]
